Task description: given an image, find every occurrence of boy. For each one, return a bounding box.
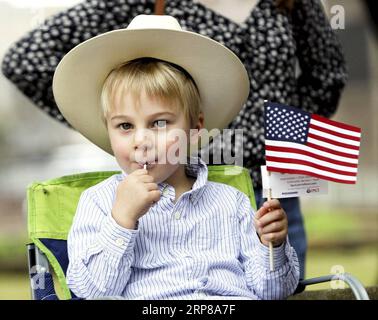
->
[53,15,299,299]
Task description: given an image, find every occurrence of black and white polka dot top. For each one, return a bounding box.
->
[1,0,347,189]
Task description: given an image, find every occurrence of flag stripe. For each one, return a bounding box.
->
[266,156,357,176]
[308,132,360,150]
[310,119,361,138]
[266,167,356,184]
[266,140,359,162]
[266,161,357,181]
[310,118,361,138]
[265,151,358,171]
[307,138,359,155]
[309,123,361,142]
[312,114,362,134]
[309,127,360,146]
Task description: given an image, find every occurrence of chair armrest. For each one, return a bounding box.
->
[299,273,370,300]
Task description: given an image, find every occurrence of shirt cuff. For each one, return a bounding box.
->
[98,214,139,257]
[253,233,291,270]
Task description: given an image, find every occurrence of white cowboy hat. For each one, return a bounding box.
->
[53,15,250,155]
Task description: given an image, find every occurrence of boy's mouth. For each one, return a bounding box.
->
[136,160,157,170]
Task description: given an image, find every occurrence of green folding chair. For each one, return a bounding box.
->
[26,165,369,300]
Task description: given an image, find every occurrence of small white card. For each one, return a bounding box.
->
[261,166,328,199]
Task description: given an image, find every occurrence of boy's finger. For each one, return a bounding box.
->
[145,182,158,191]
[261,230,287,245]
[139,175,154,183]
[148,190,161,203]
[262,199,281,210]
[254,206,269,220]
[255,199,281,219]
[261,220,286,234]
[132,169,148,175]
[256,209,285,228]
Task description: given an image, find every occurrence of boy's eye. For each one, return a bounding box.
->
[154,120,167,128]
[119,123,132,130]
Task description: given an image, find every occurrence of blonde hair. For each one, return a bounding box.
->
[101,57,201,127]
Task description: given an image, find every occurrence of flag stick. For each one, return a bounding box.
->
[267,171,274,272]
[264,99,274,271]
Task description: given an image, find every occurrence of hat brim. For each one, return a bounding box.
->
[53,28,250,155]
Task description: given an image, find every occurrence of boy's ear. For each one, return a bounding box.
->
[189,112,205,144]
[195,112,205,131]
[188,112,205,156]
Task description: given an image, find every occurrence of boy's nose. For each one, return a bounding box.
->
[133,129,156,164]
[133,129,154,151]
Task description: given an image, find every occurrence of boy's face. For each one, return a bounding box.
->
[106,89,203,183]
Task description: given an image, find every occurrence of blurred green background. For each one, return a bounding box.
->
[0,0,377,300]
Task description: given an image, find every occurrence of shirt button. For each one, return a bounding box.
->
[174,211,181,220]
[115,238,125,247]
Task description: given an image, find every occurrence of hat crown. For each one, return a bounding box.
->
[127,15,182,31]
[53,14,249,155]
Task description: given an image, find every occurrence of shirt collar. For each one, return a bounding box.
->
[185,156,208,204]
[158,156,208,205]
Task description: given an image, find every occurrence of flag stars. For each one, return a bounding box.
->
[265,104,310,143]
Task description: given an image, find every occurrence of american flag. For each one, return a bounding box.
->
[264,102,361,184]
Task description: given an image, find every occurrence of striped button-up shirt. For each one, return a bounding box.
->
[67,157,299,299]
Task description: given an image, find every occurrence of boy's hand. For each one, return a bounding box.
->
[112,169,160,229]
[254,199,288,247]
